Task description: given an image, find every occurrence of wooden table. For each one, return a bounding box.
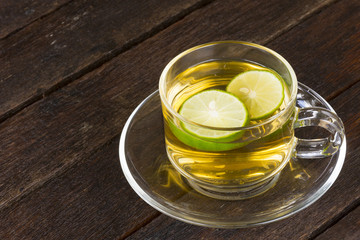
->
[1,0,359,239]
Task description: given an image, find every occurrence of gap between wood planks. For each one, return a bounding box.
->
[0,133,117,211]
[0,0,342,125]
[326,78,360,102]
[106,211,162,240]
[0,0,215,124]
[0,0,75,40]
[0,0,214,211]
[310,198,360,239]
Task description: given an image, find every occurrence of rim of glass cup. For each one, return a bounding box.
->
[159,41,298,131]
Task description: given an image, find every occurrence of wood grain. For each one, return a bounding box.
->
[0,0,72,39]
[0,97,167,239]
[267,0,360,100]
[0,0,208,122]
[315,206,360,240]
[0,0,333,210]
[0,140,159,239]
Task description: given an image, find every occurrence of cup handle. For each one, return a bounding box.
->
[293,107,345,159]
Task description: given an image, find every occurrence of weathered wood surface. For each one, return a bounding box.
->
[0,0,335,211]
[0,0,359,239]
[0,140,161,239]
[266,0,360,101]
[315,206,360,240]
[0,0,210,122]
[0,0,72,39]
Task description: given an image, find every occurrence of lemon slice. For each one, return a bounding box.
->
[179,90,249,142]
[169,121,249,152]
[226,70,285,120]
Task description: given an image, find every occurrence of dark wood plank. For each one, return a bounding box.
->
[315,206,360,240]
[0,0,340,238]
[115,76,360,240]
[0,94,166,239]
[0,0,208,121]
[267,0,360,100]
[0,0,333,210]
[0,0,72,39]
[0,140,160,239]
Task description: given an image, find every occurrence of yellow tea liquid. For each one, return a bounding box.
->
[163,61,296,186]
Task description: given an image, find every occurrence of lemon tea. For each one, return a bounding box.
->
[162,60,296,188]
[159,41,345,200]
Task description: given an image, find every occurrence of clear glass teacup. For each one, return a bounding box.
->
[159,41,345,200]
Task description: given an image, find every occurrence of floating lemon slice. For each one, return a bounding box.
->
[172,90,249,151]
[226,70,285,120]
[179,90,249,140]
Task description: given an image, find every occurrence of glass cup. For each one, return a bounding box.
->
[159,41,345,200]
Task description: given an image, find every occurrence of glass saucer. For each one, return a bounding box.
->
[119,83,346,228]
